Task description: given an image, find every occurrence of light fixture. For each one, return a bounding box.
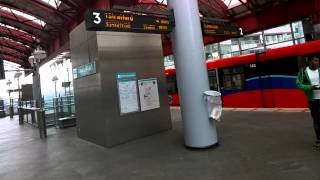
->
[52,76,58,82]
[28,55,36,67]
[14,72,22,79]
[6,79,12,86]
[33,46,47,60]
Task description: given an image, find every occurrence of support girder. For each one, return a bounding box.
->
[0,46,28,59]
[0,1,67,31]
[0,34,35,48]
[0,50,25,60]
[0,26,35,43]
[235,0,318,34]
[0,43,30,57]
[0,9,42,29]
[0,10,50,40]
[0,54,25,65]
[198,0,230,18]
[0,37,32,53]
[0,0,70,22]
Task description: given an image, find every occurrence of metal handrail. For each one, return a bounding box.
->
[18,106,47,139]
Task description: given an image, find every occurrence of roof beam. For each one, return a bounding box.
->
[0,11,50,41]
[0,54,25,65]
[0,9,43,29]
[0,2,66,31]
[0,48,27,60]
[0,33,36,48]
[59,0,83,9]
[0,43,30,56]
[235,0,318,34]
[238,0,255,12]
[0,37,32,53]
[0,26,35,43]
[0,45,28,57]
[199,0,230,18]
[18,0,71,20]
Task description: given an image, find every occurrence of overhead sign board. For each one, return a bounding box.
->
[201,19,241,37]
[85,10,172,34]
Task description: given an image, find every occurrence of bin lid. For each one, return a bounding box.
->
[203,90,221,96]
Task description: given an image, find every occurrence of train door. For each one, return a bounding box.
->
[256,54,275,108]
[258,56,300,107]
[244,63,264,107]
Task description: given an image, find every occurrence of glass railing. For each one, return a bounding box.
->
[43,95,76,127]
[1,98,20,116]
[16,95,76,127]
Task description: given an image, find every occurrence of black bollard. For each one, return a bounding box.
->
[18,108,24,125]
[38,110,47,139]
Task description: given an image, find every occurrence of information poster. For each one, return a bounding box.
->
[138,78,160,111]
[116,72,139,115]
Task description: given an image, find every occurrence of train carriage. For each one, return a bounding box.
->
[165,40,320,108]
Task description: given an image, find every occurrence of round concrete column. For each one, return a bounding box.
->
[168,0,218,148]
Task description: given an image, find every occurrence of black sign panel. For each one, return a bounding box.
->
[0,60,5,80]
[85,10,172,34]
[201,19,241,37]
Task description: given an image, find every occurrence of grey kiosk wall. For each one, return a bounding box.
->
[70,22,172,147]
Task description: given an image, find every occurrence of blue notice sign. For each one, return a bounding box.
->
[73,61,96,79]
[116,72,137,81]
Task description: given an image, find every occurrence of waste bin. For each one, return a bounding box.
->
[203,90,222,121]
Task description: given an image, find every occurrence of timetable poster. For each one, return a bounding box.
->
[138,78,160,111]
[116,72,140,115]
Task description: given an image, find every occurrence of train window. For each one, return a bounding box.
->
[260,57,299,76]
[166,75,178,94]
[208,70,219,91]
[222,66,245,90]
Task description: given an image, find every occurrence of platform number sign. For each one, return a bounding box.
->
[86,10,107,31]
[92,12,102,25]
[0,60,5,80]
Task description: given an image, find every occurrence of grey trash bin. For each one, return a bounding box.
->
[203,90,222,121]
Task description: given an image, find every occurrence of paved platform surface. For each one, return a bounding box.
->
[0,109,319,180]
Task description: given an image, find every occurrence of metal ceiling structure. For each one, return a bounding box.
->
[0,0,319,68]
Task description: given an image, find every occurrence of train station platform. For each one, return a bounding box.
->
[0,108,319,180]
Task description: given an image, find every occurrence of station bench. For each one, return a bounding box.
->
[57,116,76,128]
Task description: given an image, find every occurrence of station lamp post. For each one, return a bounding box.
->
[6,79,14,118]
[29,46,47,139]
[52,76,59,97]
[14,72,22,103]
[6,79,12,99]
[28,46,47,109]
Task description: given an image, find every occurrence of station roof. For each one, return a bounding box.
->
[0,0,319,68]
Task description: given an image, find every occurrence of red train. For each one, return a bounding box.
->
[165,40,320,108]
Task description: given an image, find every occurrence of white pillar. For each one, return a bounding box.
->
[168,0,218,148]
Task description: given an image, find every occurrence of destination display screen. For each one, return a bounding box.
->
[85,10,172,34]
[201,20,241,37]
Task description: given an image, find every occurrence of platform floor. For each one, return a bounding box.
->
[0,109,319,180]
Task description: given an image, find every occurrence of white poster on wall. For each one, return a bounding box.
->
[117,72,140,115]
[138,78,160,111]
